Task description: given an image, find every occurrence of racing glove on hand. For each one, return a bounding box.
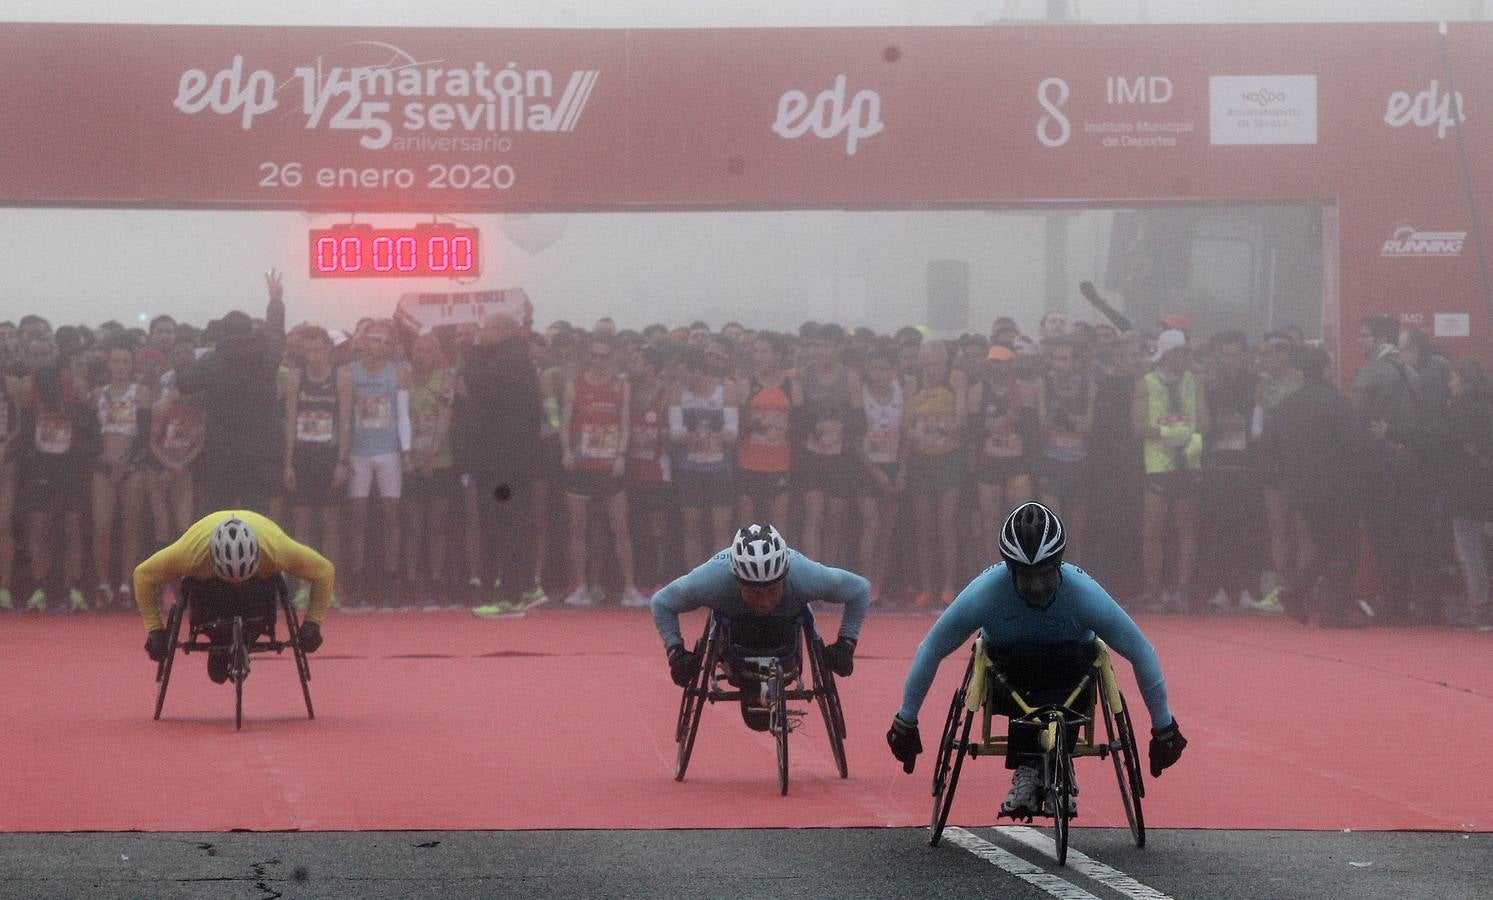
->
[1149,718,1187,778]
[145,628,171,662]
[668,645,702,688]
[297,621,324,654]
[887,714,923,774]
[822,636,857,677]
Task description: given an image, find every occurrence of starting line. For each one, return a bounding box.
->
[943,826,1175,900]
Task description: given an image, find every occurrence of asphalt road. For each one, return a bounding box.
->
[2,828,1486,899]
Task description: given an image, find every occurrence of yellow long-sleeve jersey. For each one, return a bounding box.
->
[133,510,334,631]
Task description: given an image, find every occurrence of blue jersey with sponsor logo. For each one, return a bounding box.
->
[897,562,1172,728]
[650,549,869,650]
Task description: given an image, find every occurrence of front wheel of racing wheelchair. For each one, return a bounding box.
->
[673,610,848,794]
[153,575,315,730]
[927,637,1146,863]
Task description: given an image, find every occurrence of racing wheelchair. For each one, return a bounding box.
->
[153,575,314,730]
[674,610,848,795]
[929,636,1145,865]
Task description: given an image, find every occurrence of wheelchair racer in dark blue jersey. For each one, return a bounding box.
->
[886,502,1188,819]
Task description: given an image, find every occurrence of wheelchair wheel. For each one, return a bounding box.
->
[1044,721,1072,865]
[772,663,789,797]
[1102,693,1146,848]
[153,601,186,720]
[807,637,848,779]
[231,616,247,731]
[929,651,975,846]
[674,618,720,782]
[282,594,315,720]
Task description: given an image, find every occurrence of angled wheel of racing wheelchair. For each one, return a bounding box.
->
[805,628,848,779]
[153,577,315,729]
[674,612,722,781]
[770,660,789,796]
[1100,680,1145,847]
[929,644,977,847]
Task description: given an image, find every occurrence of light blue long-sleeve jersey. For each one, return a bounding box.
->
[897,563,1172,729]
[650,549,870,650]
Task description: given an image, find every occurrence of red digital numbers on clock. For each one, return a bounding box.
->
[308,225,480,278]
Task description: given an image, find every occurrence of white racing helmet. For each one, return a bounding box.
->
[729,523,790,584]
[208,517,261,584]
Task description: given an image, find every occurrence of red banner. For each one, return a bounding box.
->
[2,22,1492,350]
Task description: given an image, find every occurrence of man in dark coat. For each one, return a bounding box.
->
[175,271,286,516]
[1261,344,1369,626]
[455,311,543,609]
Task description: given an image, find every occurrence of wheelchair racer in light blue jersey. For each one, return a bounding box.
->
[651,523,870,729]
[887,502,1187,820]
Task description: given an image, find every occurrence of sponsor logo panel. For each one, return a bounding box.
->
[1380,224,1465,257]
[1208,75,1317,145]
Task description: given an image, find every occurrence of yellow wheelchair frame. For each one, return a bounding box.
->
[929,636,1146,865]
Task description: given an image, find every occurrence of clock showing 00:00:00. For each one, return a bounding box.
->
[308,225,480,278]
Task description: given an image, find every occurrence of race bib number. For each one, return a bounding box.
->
[865,429,899,464]
[807,418,844,456]
[630,422,660,460]
[747,408,788,446]
[163,418,199,453]
[1214,428,1248,452]
[983,429,1023,458]
[685,428,724,465]
[579,423,621,461]
[101,397,136,435]
[36,414,72,454]
[917,412,958,456]
[296,409,335,444]
[355,395,392,431]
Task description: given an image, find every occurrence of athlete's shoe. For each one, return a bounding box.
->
[94,583,113,611]
[292,586,311,612]
[0,588,12,611]
[998,765,1043,821]
[116,583,133,610]
[207,650,231,685]
[562,585,594,608]
[620,587,651,608]
[910,591,934,609]
[471,601,526,620]
[1236,589,1257,611]
[1252,587,1285,614]
[68,588,88,612]
[521,582,549,610]
[26,589,47,612]
[1208,588,1231,612]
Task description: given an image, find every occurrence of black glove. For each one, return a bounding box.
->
[297,621,324,654]
[668,645,702,688]
[145,628,171,662]
[1149,718,1187,778]
[822,636,857,677]
[887,714,923,774]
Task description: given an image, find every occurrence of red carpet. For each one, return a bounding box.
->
[1,608,1487,832]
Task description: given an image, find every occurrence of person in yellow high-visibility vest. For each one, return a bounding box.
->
[1130,330,1210,612]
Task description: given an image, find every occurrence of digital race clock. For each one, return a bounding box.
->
[308,224,481,278]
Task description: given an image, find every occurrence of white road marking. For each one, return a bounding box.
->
[942,826,1103,900]
[997,826,1175,900]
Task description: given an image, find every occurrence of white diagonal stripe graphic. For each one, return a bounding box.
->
[942,827,1102,900]
[548,71,584,132]
[561,70,597,132]
[997,825,1176,900]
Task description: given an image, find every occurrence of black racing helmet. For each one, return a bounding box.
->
[999,502,1066,569]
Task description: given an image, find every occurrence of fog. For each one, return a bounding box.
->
[0,0,1476,332]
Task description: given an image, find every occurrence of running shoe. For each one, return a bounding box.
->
[562,585,594,608]
[910,591,933,609]
[1237,589,1257,611]
[998,765,1043,821]
[620,587,651,608]
[1208,588,1231,612]
[68,588,88,612]
[1252,587,1285,614]
[292,585,311,612]
[521,582,549,610]
[0,588,11,611]
[116,583,133,611]
[25,589,46,612]
[471,601,526,620]
[94,583,114,610]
